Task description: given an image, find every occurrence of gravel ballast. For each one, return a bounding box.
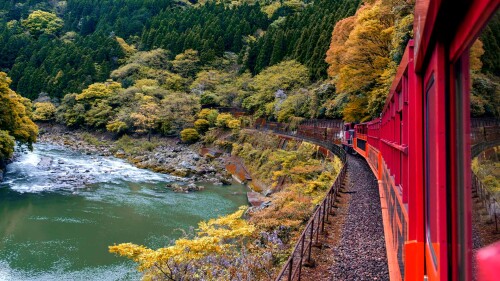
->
[329,154,389,280]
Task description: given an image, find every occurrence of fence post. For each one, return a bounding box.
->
[494,200,499,233]
[306,218,314,265]
[288,256,293,281]
[321,200,327,233]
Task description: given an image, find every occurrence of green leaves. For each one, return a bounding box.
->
[21,10,63,37]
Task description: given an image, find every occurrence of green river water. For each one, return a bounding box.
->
[0,143,248,280]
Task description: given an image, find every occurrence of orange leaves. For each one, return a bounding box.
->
[326,17,355,77]
[470,39,485,73]
[325,0,414,121]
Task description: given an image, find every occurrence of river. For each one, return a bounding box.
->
[0,143,248,280]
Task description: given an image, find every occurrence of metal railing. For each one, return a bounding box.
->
[275,162,347,281]
[255,122,346,163]
[472,172,499,233]
[253,121,348,280]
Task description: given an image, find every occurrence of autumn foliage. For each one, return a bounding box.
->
[110,130,343,279]
[326,0,414,122]
[0,72,38,161]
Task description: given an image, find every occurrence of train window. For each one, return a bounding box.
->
[425,74,439,270]
[467,11,500,280]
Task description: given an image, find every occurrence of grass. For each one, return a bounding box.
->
[111,135,162,155]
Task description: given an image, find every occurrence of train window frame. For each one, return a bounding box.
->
[453,53,468,281]
[425,73,439,271]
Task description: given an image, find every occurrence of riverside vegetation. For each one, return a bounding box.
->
[472,147,500,197]
[0,0,498,280]
[110,130,343,280]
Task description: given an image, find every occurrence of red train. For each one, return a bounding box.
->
[341,122,356,153]
[257,1,499,280]
[348,1,500,280]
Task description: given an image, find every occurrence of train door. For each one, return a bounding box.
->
[423,44,448,281]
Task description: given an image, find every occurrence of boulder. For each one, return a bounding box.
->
[167,183,204,193]
[247,192,268,207]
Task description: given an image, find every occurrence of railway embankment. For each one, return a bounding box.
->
[300,154,389,281]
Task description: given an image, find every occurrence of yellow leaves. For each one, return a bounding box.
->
[110,206,255,274]
[326,16,356,77]
[32,102,56,121]
[472,151,500,193]
[180,128,200,143]
[21,10,63,37]
[227,119,241,130]
[109,243,154,261]
[215,113,234,128]
[198,206,255,240]
[115,37,137,56]
[0,72,38,152]
[75,82,122,103]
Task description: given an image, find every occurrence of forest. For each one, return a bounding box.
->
[0,0,499,279]
[1,0,498,175]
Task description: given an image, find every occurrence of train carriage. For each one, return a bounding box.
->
[264,1,499,279]
[350,1,500,280]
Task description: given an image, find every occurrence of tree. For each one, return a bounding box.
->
[130,95,160,141]
[227,119,241,130]
[85,102,113,128]
[109,207,254,280]
[115,36,137,56]
[470,39,485,73]
[216,113,234,128]
[198,109,219,126]
[76,81,122,104]
[325,0,414,121]
[0,72,38,160]
[172,49,201,78]
[106,120,128,134]
[22,10,63,37]
[157,93,200,134]
[243,60,309,117]
[32,102,56,121]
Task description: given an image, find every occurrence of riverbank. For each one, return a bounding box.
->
[0,141,249,280]
[36,123,233,189]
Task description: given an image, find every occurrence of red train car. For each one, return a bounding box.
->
[350,0,500,280]
[342,122,356,153]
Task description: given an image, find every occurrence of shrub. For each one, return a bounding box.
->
[194,119,210,133]
[32,102,56,121]
[180,128,200,143]
[227,119,241,130]
[81,133,103,146]
[216,113,233,128]
[106,120,128,134]
[198,109,219,126]
[200,93,218,106]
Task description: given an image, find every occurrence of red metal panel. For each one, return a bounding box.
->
[414,0,443,71]
[405,41,425,281]
[423,43,448,281]
[448,43,474,281]
[449,0,500,62]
